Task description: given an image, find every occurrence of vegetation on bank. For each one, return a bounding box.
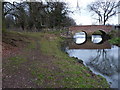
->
[3,31,110,88]
[108,30,120,46]
[109,37,120,46]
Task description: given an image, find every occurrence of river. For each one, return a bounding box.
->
[65,35,119,88]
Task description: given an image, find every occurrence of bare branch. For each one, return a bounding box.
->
[88,0,119,25]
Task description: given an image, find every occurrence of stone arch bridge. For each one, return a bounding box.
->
[69,25,113,35]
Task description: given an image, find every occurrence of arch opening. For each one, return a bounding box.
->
[73,31,87,44]
[91,30,106,44]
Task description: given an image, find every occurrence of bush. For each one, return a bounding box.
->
[109,37,120,45]
[108,30,118,38]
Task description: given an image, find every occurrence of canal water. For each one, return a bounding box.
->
[65,35,119,88]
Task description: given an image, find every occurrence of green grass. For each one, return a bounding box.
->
[4,56,27,74]
[109,37,120,46]
[30,32,109,88]
[26,40,36,50]
[3,31,110,88]
[8,56,27,66]
[40,37,64,57]
[108,30,118,38]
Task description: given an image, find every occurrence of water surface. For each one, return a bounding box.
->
[65,37,119,88]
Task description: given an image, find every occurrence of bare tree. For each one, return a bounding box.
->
[88,0,120,25]
[3,1,75,31]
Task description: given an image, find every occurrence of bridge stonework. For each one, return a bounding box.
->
[69,25,113,35]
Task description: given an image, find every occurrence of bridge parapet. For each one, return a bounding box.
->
[69,25,113,35]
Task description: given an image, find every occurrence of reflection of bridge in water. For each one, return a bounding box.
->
[68,39,111,49]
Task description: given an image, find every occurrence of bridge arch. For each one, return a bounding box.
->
[92,30,107,35]
[81,31,87,37]
[91,30,108,44]
[98,30,107,35]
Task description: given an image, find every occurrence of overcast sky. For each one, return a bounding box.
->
[66,0,118,25]
[7,0,119,25]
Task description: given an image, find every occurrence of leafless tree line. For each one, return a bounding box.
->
[2,1,76,31]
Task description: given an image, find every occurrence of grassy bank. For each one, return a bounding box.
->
[108,30,120,46]
[3,31,110,88]
[109,37,120,46]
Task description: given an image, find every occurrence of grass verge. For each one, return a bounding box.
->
[109,37,120,46]
[3,31,110,88]
[29,32,109,88]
